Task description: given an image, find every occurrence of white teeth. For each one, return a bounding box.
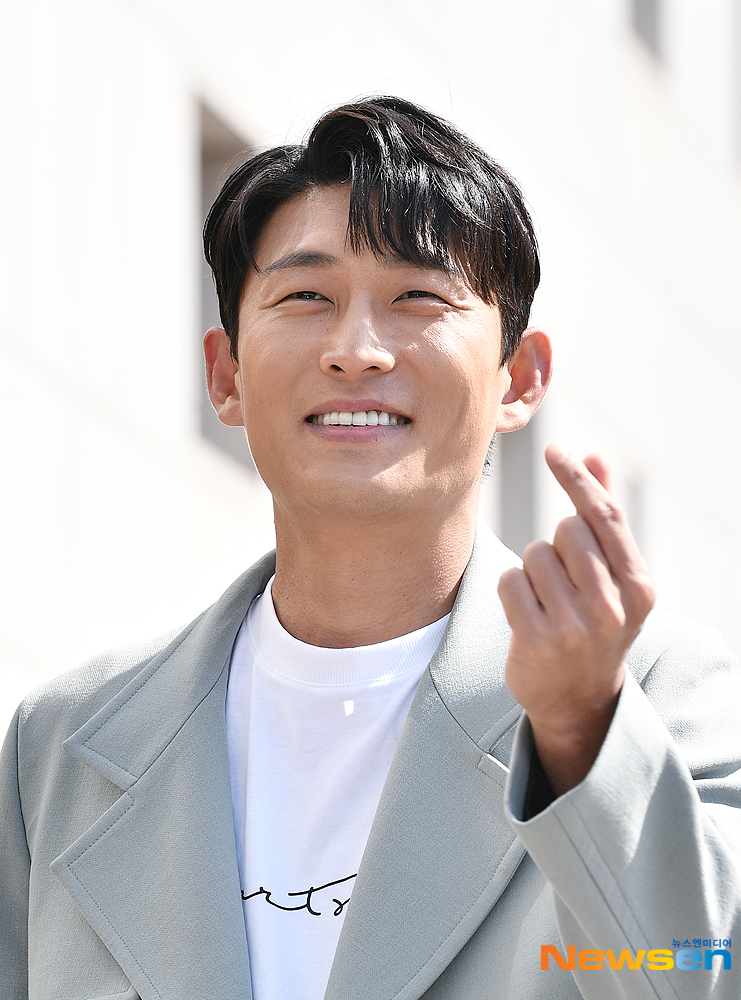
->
[311,409,408,426]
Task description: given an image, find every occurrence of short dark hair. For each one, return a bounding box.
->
[204,96,540,363]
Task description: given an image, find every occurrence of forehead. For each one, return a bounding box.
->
[254,186,352,267]
[252,185,457,282]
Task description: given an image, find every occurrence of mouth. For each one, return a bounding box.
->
[307,409,411,427]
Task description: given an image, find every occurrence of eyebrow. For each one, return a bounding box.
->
[261,251,341,274]
[260,248,461,280]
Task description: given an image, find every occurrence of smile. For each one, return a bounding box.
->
[307,410,411,426]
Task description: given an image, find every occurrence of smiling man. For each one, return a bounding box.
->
[2,97,740,1000]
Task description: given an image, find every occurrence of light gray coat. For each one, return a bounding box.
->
[2,527,741,999]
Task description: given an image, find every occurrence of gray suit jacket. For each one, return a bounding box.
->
[2,527,741,1000]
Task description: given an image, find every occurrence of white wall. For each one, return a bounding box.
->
[1,0,740,734]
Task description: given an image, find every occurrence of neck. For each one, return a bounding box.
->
[270,499,479,648]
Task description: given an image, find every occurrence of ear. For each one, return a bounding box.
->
[203,327,244,426]
[496,327,552,433]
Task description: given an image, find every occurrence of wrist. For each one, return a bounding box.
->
[527,693,620,796]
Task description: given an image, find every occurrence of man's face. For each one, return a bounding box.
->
[210,185,542,522]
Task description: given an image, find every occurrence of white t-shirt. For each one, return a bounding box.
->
[226,578,449,1000]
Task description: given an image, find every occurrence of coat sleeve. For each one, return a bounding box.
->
[505,617,741,1000]
[0,709,31,1000]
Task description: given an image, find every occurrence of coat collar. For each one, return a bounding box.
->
[53,525,522,1000]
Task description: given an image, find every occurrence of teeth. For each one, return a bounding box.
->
[310,410,409,426]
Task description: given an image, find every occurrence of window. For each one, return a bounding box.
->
[199,104,254,468]
[632,0,661,56]
[499,419,537,557]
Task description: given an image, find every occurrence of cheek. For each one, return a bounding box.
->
[460,333,507,413]
[430,338,501,422]
[236,331,299,408]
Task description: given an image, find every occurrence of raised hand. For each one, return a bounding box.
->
[498,444,656,796]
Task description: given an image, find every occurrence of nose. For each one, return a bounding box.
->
[318,307,396,378]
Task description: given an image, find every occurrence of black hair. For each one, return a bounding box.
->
[204,96,540,363]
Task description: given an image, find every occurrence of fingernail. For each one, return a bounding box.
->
[549,443,571,460]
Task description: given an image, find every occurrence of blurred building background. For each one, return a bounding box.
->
[2,0,741,733]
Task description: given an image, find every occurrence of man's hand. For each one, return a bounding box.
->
[498,444,656,797]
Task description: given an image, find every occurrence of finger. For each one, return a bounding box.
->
[545,445,655,623]
[552,515,613,592]
[519,540,577,621]
[544,445,638,578]
[583,452,611,494]
[552,517,626,628]
[498,566,546,630]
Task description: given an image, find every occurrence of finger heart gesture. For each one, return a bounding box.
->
[498,444,656,796]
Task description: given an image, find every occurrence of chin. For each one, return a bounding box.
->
[319,477,413,514]
[270,465,420,520]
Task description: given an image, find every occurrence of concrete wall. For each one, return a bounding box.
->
[2,0,740,733]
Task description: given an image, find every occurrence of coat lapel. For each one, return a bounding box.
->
[51,553,276,1000]
[326,526,525,1000]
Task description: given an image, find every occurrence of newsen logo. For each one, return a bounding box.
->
[541,945,732,972]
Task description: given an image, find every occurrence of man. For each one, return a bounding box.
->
[1,97,739,1000]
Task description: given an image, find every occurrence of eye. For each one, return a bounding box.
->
[395,290,435,300]
[284,290,328,301]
